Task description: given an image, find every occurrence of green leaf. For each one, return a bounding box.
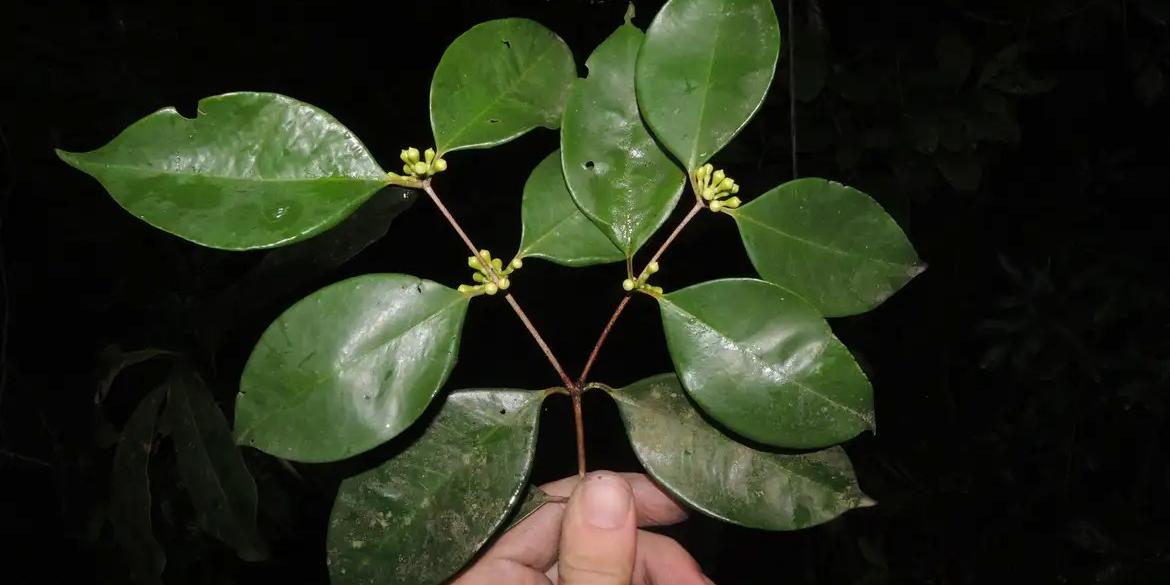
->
[95,345,178,404]
[110,386,167,585]
[612,374,873,530]
[235,274,470,463]
[503,484,557,532]
[430,19,576,154]
[731,178,924,317]
[657,278,874,449]
[327,389,545,585]
[56,92,390,251]
[517,150,625,266]
[166,368,267,561]
[636,0,781,170]
[561,22,686,255]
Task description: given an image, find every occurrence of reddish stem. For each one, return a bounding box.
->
[576,202,705,386]
[572,394,586,478]
[421,181,575,391]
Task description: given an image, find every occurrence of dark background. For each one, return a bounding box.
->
[3,0,1169,583]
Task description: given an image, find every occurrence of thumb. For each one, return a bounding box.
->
[558,472,637,585]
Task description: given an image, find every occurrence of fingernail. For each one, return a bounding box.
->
[581,474,630,529]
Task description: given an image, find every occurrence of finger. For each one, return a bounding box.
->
[632,531,713,585]
[542,473,688,526]
[481,473,688,572]
[558,472,638,585]
[450,557,552,585]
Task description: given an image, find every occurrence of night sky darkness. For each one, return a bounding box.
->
[2,0,1169,583]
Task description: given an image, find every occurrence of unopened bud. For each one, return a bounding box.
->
[424,148,436,164]
[403,163,414,176]
[468,256,483,270]
[472,272,487,283]
[491,258,503,272]
[731,183,740,194]
[622,278,636,291]
[511,258,523,269]
[723,196,741,209]
[432,158,447,173]
[484,282,499,295]
[479,249,491,261]
[711,200,724,212]
[702,187,717,201]
[647,261,659,274]
[498,277,510,290]
[457,284,474,294]
[712,170,725,184]
[400,150,412,164]
[412,161,428,176]
[406,147,420,164]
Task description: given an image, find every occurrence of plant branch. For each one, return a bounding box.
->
[577,202,705,386]
[420,181,576,390]
[571,394,586,478]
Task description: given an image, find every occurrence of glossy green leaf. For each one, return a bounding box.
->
[110,386,167,585]
[657,278,874,448]
[235,274,469,463]
[56,92,390,250]
[636,0,781,170]
[503,484,557,532]
[166,368,266,561]
[732,178,924,317]
[612,374,873,530]
[561,21,686,255]
[430,19,576,154]
[327,389,544,585]
[517,150,624,266]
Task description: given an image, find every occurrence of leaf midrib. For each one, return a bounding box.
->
[437,31,563,152]
[613,387,849,501]
[68,158,388,185]
[686,8,726,170]
[660,300,872,425]
[736,211,914,270]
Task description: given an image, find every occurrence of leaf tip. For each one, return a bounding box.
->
[624,2,636,24]
[857,494,878,508]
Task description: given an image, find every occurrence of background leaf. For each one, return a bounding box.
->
[658,278,874,448]
[732,178,924,317]
[612,374,873,530]
[166,367,267,561]
[327,389,544,585]
[561,21,685,255]
[430,18,576,154]
[235,274,469,463]
[517,150,624,266]
[636,0,781,170]
[110,386,167,585]
[56,92,390,250]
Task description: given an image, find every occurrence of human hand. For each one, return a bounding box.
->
[453,471,714,585]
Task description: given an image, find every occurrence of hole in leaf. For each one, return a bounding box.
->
[489,119,500,124]
[585,161,595,170]
[498,408,506,415]
[503,40,511,49]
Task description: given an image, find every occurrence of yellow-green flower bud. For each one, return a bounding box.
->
[498,277,510,290]
[413,161,428,176]
[424,148,436,164]
[432,158,447,173]
[472,272,487,283]
[647,261,659,274]
[457,284,474,294]
[622,278,636,291]
[702,187,717,201]
[468,256,483,270]
[400,149,412,164]
[511,258,523,269]
[648,285,664,295]
[403,163,414,176]
[491,258,503,272]
[731,183,740,194]
[406,147,420,164]
[710,200,724,212]
[723,196,741,209]
[484,282,499,295]
[479,249,491,261]
[712,170,725,185]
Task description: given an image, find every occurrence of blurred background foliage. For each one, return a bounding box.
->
[1,0,1168,583]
